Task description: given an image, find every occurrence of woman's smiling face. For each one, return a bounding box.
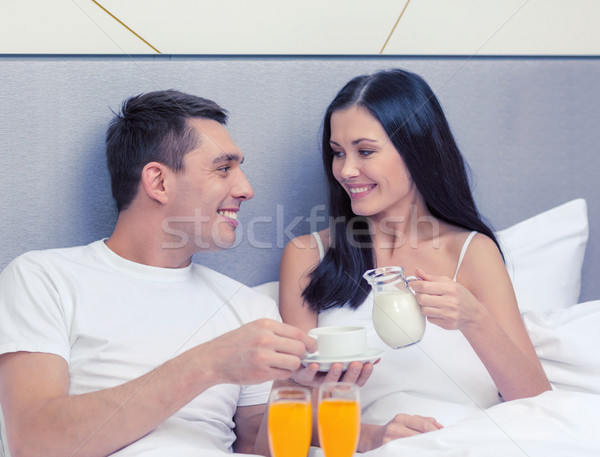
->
[330,105,417,220]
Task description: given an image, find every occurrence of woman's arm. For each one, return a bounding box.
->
[277,234,441,453]
[279,233,322,332]
[412,234,551,400]
[279,233,373,385]
[273,234,376,450]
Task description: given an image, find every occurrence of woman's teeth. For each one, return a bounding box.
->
[349,186,372,194]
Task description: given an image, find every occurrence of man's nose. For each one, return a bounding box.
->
[234,170,254,201]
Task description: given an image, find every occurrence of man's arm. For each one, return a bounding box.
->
[0,319,315,457]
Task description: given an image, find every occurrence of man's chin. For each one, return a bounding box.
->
[193,235,237,252]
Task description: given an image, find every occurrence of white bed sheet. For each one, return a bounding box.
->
[312,300,600,457]
[360,390,600,457]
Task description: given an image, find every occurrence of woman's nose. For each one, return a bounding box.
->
[339,156,361,179]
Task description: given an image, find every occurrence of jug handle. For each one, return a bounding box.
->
[405,275,423,294]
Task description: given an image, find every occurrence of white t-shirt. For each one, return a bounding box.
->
[0,240,279,456]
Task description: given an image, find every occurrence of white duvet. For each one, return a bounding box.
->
[304,301,600,457]
[357,300,600,457]
[363,390,599,456]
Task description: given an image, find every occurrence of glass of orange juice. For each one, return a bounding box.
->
[318,382,360,457]
[268,386,312,457]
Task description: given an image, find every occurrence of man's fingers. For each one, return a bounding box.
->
[263,351,303,373]
[249,319,315,358]
[269,367,299,381]
[267,320,317,353]
[292,363,319,385]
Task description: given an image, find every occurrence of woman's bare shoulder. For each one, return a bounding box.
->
[282,229,330,269]
[285,229,330,250]
[437,224,478,256]
[467,232,502,257]
[458,231,506,286]
[440,224,495,251]
[445,232,513,318]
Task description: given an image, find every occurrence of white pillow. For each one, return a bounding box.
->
[496,198,588,314]
[523,300,600,395]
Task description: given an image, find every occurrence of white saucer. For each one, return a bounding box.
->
[301,348,385,372]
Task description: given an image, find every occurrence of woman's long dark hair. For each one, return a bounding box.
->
[303,68,502,313]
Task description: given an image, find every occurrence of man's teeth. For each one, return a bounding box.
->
[349,186,372,194]
[218,210,237,220]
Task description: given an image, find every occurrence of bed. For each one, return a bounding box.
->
[1,57,599,456]
[254,199,600,456]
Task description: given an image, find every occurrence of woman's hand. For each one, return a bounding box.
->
[410,268,484,332]
[290,360,374,388]
[359,414,443,451]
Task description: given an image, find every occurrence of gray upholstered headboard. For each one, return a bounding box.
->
[1,56,598,301]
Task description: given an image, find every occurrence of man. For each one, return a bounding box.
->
[0,90,334,457]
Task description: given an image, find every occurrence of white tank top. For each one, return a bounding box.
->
[311,230,478,280]
[453,231,477,281]
[312,230,499,424]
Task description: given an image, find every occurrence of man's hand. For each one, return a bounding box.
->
[202,319,317,385]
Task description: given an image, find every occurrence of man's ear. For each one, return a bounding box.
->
[140,162,169,205]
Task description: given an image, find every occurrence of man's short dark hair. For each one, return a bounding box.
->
[106,90,228,212]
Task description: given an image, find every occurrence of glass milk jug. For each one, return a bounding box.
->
[363,266,426,349]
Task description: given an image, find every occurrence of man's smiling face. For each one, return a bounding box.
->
[166,117,254,252]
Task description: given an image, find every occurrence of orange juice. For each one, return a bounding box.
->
[318,399,360,457]
[268,401,312,457]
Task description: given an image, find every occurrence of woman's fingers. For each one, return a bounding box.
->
[406,415,444,432]
[340,361,374,386]
[414,268,451,283]
[380,414,443,444]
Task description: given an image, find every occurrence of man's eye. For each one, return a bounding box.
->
[217,166,231,173]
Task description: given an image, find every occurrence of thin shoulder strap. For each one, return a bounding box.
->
[453,231,477,281]
[311,232,325,261]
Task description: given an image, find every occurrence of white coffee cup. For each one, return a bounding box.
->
[307,326,366,359]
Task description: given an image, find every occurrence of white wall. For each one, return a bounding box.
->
[1,0,599,55]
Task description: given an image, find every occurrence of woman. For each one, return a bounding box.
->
[280,68,551,448]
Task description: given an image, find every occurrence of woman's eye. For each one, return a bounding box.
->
[332,150,344,158]
[359,150,375,156]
